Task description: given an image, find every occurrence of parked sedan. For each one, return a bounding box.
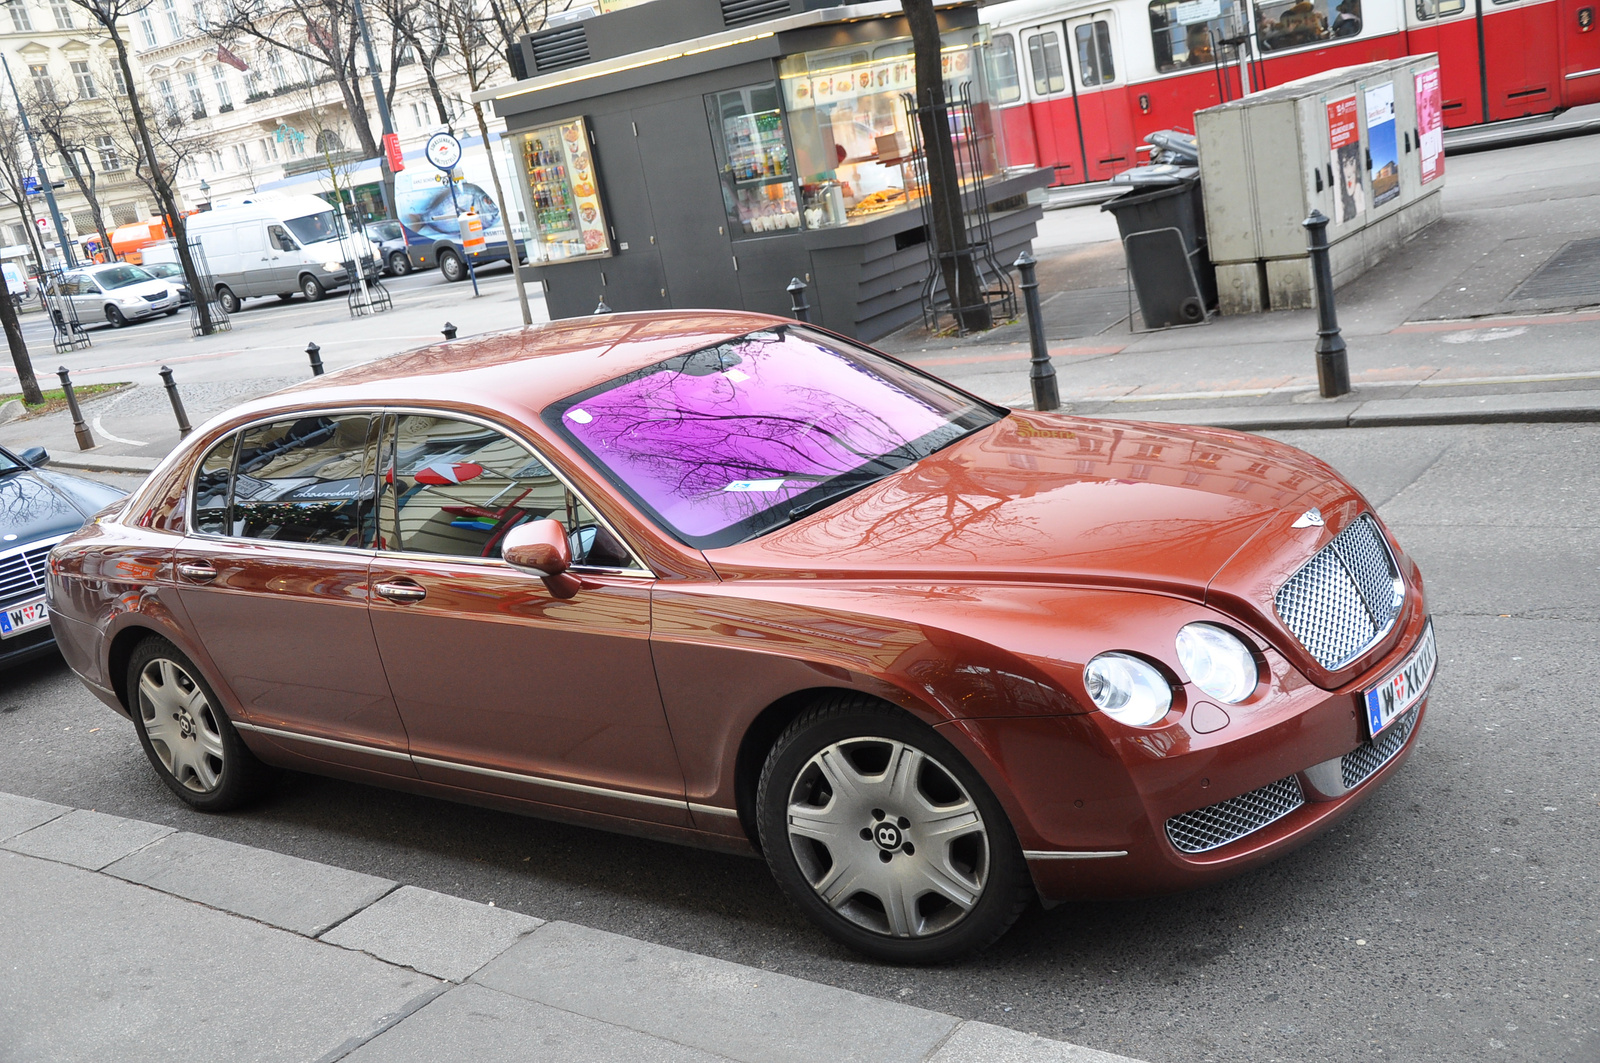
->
[47,312,1435,962]
[45,263,182,328]
[2,445,126,669]
[138,262,193,305]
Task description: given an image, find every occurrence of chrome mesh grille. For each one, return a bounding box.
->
[0,544,51,606]
[1165,775,1306,854]
[1342,704,1420,790]
[1275,514,1402,670]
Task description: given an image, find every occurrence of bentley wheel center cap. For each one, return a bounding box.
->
[874,822,903,851]
[175,710,196,740]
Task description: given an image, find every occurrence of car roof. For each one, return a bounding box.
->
[255,309,786,421]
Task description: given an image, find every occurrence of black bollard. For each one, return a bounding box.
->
[786,277,811,323]
[1303,210,1351,399]
[1013,252,1060,412]
[305,341,325,376]
[593,298,613,315]
[441,321,458,340]
[158,366,192,436]
[55,366,95,450]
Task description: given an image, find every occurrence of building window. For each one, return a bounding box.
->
[161,0,181,39]
[261,136,280,161]
[6,0,33,33]
[96,134,121,172]
[191,0,207,31]
[266,49,287,91]
[111,203,139,226]
[183,70,205,116]
[244,66,263,97]
[71,61,97,99]
[28,64,53,102]
[314,129,343,153]
[48,0,72,28]
[158,78,179,119]
[111,65,128,96]
[211,65,232,108]
[233,144,248,167]
[138,8,158,46]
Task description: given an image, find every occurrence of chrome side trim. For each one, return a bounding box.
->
[232,721,412,762]
[1566,67,1600,80]
[687,803,741,819]
[1023,849,1129,860]
[411,754,688,809]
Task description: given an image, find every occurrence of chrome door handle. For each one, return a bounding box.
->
[373,580,427,603]
[176,561,217,583]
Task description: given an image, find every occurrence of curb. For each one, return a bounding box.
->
[1127,389,1600,432]
[48,454,162,475]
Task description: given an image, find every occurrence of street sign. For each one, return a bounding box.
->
[35,218,47,230]
[21,176,38,196]
[425,132,462,172]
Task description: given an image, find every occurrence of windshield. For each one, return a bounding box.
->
[96,265,154,289]
[284,210,343,245]
[146,263,181,277]
[0,447,22,474]
[367,222,402,242]
[545,327,1002,548]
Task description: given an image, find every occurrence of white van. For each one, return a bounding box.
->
[185,194,374,311]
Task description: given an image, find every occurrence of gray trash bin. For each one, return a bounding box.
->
[1101,170,1216,328]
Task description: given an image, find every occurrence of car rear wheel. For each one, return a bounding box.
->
[388,251,412,276]
[105,305,126,328]
[301,274,327,301]
[128,637,271,812]
[756,694,1032,963]
[438,249,465,283]
[216,285,241,314]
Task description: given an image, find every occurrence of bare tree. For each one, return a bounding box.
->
[21,80,118,264]
[0,114,43,402]
[0,111,52,277]
[69,0,218,333]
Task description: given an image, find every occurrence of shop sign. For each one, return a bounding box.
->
[1326,94,1363,224]
[1415,68,1443,185]
[1365,82,1399,208]
[383,132,406,173]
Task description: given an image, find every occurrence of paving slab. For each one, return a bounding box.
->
[474,920,957,1063]
[0,850,438,1063]
[1,807,173,870]
[103,829,397,936]
[321,884,544,982]
[343,982,734,1063]
[929,1022,1148,1063]
[1349,389,1600,427]
[0,791,68,842]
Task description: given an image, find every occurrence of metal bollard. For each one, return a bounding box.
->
[593,298,613,315]
[1013,252,1060,412]
[1303,210,1351,399]
[55,366,95,450]
[441,321,458,340]
[158,366,193,436]
[786,277,811,323]
[305,341,324,376]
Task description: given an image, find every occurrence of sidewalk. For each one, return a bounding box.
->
[0,791,1141,1063]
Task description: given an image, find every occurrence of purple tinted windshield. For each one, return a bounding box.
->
[546,328,998,547]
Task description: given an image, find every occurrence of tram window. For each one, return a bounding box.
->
[1415,0,1466,16]
[990,32,1023,104]
[1148,0,1242,72]
[1075,21,1116,85]
[1028,31,1067,94]
[1253,0,1361,50]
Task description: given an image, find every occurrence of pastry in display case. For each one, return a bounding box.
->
[518,116,613,263]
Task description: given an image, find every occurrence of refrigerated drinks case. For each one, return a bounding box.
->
[519,116,614,263]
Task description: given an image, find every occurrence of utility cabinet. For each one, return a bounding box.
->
[1196,56,1446,314]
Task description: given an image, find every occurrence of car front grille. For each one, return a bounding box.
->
[1166,775,1306,855]
[142,293,167,302]
[1341,704,1420,790]
[1275,514,1403,670]
[0,543,51,605]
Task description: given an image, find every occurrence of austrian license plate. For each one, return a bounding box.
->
[0,596,48,638]
[1363,620,1436,738]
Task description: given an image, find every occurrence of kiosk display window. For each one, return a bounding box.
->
[517,116,614,263]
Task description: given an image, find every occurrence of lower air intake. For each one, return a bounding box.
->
[1166,775,1306,855]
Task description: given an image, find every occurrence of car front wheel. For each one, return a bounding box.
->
[127,637,271,812]
[756,695,1032,963]
[216,285,241,314]
[438,249,465,283]
[301,274,327,301]
[105,305,126,327]
[388,251,412,276]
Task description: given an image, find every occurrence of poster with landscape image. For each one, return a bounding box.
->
[1366,81,1400,208]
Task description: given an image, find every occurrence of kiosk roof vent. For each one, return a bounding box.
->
[721,0,791,27]
[529,24,591,73]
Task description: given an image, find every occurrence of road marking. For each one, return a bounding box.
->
[91,417,148,446]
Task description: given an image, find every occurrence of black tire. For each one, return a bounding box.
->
[105,304,126,328]
[164,307,179,316]
[438,249,465,283]
[216,285,242,314]
[756,694,1032,963]
[1178,296,1205,323]
[301,274,327,301]
[51,309,64,329]
[277,293,294,302]
[127,636,272,812]
[388,251,412,276]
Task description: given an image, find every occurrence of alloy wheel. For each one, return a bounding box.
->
[136,657,226,793]
[785,736,989,938]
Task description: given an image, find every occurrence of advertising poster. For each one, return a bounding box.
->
[1415,67,1444,184]
[1366,82,1399,208]
[1327,94,1364,224]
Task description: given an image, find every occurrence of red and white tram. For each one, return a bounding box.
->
[981,0,1600,184]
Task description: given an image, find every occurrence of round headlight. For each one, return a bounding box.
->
[1084,652,1172,727]
[1175,623,1257,704]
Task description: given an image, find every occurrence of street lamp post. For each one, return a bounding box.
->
[2,54,76,269]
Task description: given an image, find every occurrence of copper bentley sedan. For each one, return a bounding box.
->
[47,311,1435,962]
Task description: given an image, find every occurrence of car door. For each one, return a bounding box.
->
[266,225,300,292]
[70,273,101,319]
[363,411,688,826]
[170,411,417,778]
[235,222,269,296]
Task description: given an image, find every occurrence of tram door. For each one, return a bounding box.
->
[1480,0,1560,120]
[1021,25,1088,184]
[1065,12,1135,181]
[1404,0,1482,126]
[1559,0,1600,105]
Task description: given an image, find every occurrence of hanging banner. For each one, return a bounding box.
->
[1326,94,1364,224]
[1366,82,1399,208]
[383,132,405,173]
[1415,67,1444,185]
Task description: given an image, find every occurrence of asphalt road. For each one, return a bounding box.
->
[4,421,1595,1063]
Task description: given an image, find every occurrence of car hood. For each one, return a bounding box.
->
[1,468,123,543]
[703,412,1347,598]
[110,279,176,300]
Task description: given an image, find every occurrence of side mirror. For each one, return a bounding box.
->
[502,518,580,599]
[18,446,49,468]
